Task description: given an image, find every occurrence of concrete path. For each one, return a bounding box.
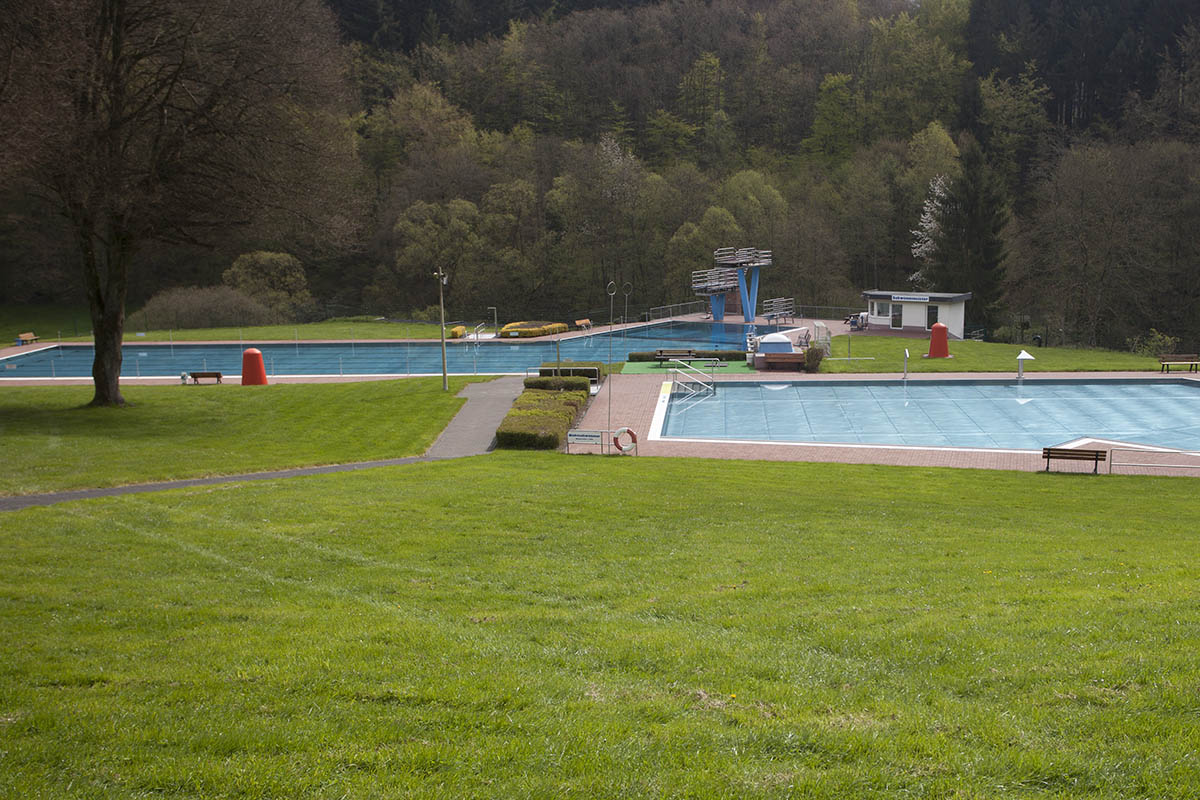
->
[0,377,526,513]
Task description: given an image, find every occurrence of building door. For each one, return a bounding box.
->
[926,304,939,330]
[891,303,903,329]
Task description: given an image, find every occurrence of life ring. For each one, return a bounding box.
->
[613,427,638,453]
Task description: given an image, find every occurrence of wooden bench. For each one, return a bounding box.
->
[574,318,592,331]
[655,348,699,363]
[762,352,806,371]
[17,332,39,345]
[1159,354,1199,373]
[1042,447,1106,473]
[188,371,223,384]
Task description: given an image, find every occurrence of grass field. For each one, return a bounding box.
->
[1,304,452,343]
[0,379,487,495]
[2,453,1198,798]
[822,336,1156,373]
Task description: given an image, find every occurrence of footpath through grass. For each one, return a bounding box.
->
[1,453,1197,797]
[0,378,487,495]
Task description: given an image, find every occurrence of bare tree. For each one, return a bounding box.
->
[0,0,355,405]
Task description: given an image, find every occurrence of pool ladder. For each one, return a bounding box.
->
[668,360,716,408]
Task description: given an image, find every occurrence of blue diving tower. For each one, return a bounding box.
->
[692,247,772,322]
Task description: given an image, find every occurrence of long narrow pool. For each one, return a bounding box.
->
[0,321,774,379]
[655,379,1200,451]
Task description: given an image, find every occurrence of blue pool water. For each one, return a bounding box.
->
[0,321,774,379]
[658,379,1200,451]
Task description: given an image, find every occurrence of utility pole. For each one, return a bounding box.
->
[435,266,448,391]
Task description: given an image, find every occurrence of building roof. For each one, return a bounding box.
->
[861,290,972,303]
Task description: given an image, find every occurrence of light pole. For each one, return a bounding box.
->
[622,282,632,340]
[435,266,448,391]
[607,280,617,436]
[487,306,498,337]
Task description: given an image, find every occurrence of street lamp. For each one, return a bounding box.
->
[607,280,617,436]
[435,266,448,391]
[622,282,632,340]
[487,306,498,337]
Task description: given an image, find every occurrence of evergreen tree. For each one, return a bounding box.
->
[923,138,1009,327]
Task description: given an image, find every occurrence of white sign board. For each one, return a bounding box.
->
[891,294,930,303]
[567,430,605,446]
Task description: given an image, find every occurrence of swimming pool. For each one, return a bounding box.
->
[0,321,777,379]
[654,379,1200,451]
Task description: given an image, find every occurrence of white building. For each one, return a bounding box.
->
[861,290,973,339]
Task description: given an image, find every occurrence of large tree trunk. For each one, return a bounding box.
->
[90,303,125,406]
[80,225,131,407]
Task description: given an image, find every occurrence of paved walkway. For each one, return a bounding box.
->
[0,377,526,512]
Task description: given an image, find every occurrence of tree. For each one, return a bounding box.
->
[223,253,316,322]
[0,0,353,406]
[916,138,1009,326]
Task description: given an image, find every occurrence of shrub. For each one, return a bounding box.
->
[538,360,611,381]
[1126,328,1181,357]
[409,305,442,323]
[524,376,592,392]
[495,388,588,450]
[500,320,569,338]
[223,251,314,321]
[136,285,282,330]
[804,346,825,373]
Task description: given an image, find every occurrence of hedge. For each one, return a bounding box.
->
[447,325,467,339]
[500,320,569,338]
[495,388,589,450]
[524,376,592,392]
[626,349,745,362]
[538,360,612,381]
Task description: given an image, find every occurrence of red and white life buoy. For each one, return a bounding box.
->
[613,427,638,453]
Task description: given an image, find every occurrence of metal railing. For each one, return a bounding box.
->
[1108,447,1200,475]
[668,360,716,396]
[648,300,707,321]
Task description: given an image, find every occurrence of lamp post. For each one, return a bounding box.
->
[622,282,632,340]
[607,280,617,436]
[487,306,498,337]
[435,266,448,391]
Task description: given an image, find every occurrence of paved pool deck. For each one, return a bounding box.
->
[574,371,1200,476]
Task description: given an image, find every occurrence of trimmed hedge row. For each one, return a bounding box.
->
[524,376,592,392]
[500,320,569,338]
[495,388,589,449]
[627,350,745,362]
[447,325,467,339]
[538,360,612,380]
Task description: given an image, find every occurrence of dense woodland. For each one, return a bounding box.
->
[4,0,1200,352]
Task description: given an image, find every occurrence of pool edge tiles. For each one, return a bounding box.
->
[654,377,1200,454]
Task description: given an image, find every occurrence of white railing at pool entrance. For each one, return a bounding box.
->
[668,360,716,401]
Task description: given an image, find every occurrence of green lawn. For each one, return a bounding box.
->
[0,304,93,344]
[0,379,487,495]
[119,318,451,342]
[822,335,1156,373]
[1,453,1197,797]
[1,304,454,343]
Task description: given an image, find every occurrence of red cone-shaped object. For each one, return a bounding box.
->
[927,322,949,359]
[241,348,268,385]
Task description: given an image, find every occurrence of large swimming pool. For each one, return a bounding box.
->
[0,321,775,379]
[655,379,1200,451]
